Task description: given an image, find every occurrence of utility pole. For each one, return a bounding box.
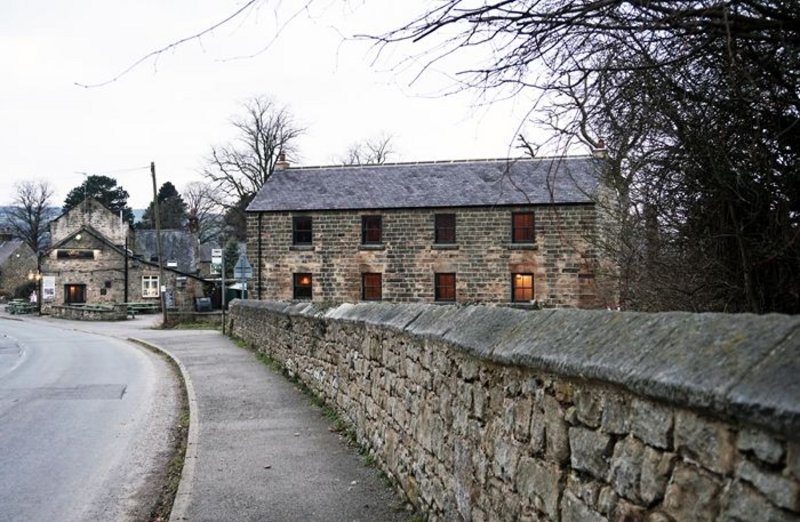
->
[221,255,226,335]
[124,236,129,304]
[151,161,167,326]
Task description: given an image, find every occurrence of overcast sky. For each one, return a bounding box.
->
[1,1,548,208]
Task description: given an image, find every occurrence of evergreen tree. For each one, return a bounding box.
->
[138,181,188,229]
[223,240,240,279]
[63,175,135,223]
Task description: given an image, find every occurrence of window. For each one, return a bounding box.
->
[362,273,382,301]
[142,275,160,298]
[512,273,534,302]
[293,216,313,245]
[64,284,86,304]
[434,273,456,302]
[361,215,382,244]
[512,212,535,243]
[56,249,94,260]
[435,214,456,244]
[293,273,312,300]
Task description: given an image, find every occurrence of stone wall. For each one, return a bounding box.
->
[0,241,37,298]
[229,301,800,522]
[247,204,617,308]
[163,310,222,328]
[50,304,128,320]
[50,198,129,245]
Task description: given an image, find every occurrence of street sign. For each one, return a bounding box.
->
[233,254,253,280]
[210,248,223,275]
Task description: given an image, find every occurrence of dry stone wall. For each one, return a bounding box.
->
[229,301,800,521]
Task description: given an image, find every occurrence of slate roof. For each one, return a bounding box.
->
[247,156,601,213]
[134,229,199,274]
[0,240,26,265]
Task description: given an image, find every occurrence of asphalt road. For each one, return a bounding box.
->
[0,314,179,522]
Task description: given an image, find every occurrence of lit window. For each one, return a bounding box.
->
[362,215,382,244]
[435,214,456,244]
[434,273,456,302]
[512,273,534,302]
[362,273,382,301]
[293,216,312,245]
[293,273,312,300]
[512,212,535,243]
[142,275,160,298]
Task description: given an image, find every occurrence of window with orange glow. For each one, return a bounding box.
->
[293,273,312,299]
[512,273,534,302]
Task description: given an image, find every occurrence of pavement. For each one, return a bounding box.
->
[10,312,412,522]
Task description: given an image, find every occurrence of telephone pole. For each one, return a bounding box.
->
[151,161,167,326]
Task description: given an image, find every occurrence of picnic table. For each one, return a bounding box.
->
[126,302,161,315]
[7,299,36,315]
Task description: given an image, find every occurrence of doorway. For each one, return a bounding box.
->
[64,284,86,304]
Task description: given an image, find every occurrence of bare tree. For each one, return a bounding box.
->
[202,95,303,239]
[182,181,224,244]
[4,180,56,252]
[342,133,395,165]
[375,1,800,314]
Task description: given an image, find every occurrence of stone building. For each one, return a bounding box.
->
[40,198,208,311]
[0,231,37,300]
[246,156,618,308]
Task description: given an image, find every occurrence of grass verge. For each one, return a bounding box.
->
[129,339,190,522]
[166,321,221,331]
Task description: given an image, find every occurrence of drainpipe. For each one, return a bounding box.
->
[124,236,129,304]
[257,212,263,300]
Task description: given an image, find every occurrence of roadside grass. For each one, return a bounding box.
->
[230,335,419,519]
[166,322,221,331]
[129,340,190,522]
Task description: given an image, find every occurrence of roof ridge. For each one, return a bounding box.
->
[282,154,594,172]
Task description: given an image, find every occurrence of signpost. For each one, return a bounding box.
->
[233,254,253,300]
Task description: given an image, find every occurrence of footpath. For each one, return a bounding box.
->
[33,315,411,522]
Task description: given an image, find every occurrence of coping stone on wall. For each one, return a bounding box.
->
[491,309,800,435]
[235,299,323,317]
[324,302,430,331]
[437,305,538,359]
[726,326,800,436]
[404,305,472,338]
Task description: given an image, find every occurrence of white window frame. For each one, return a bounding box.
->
[142,275,160,298]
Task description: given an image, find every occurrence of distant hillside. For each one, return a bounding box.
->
[2,207,155,226]
[0,206,63,226]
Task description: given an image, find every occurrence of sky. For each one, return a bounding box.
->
[1,0,548,208]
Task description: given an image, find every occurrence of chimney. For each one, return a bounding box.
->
[275,152,290,170]
[592,139,608,159]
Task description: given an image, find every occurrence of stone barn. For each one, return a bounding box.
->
[246,156,618,308]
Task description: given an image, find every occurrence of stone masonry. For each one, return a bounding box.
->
[247,204,614,308]
[230,301,800,522]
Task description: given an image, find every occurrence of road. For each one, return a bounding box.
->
[0,314,179,522]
